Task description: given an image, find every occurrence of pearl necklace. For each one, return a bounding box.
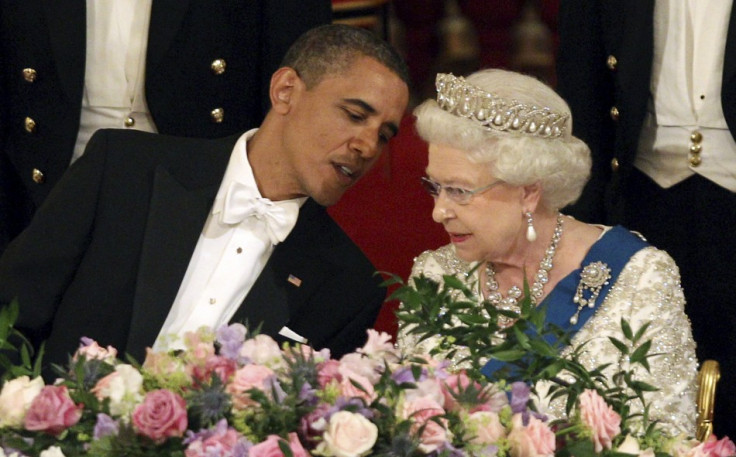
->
[484,213,564,327]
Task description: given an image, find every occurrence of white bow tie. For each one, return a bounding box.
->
[219,181,300,244]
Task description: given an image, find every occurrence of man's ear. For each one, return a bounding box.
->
[270,67,301,114]
[521,181,542,212]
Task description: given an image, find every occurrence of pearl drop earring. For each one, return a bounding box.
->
[525,211,537,242]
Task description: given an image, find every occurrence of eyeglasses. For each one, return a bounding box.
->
[420,176,505,205]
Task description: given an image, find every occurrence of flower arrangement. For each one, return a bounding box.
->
[0,275,733,457]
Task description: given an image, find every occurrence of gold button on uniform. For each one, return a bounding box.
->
[606,55,617,71]
[211,59,227,75]
[32,168,45,184]
[689,130,703,167]
[610,158,619,172]
[124,116,135,127]
[609,106,619,121]
[24,117,36,133]
[23,68,37,82]
[210,108,224,123]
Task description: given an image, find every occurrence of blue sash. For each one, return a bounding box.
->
[480,226,649,379]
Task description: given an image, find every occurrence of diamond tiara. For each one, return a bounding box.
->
[435,73,569,139]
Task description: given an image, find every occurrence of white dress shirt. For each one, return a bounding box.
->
[154,129,306,351]
[635,0,736,191]
[72,0,157,163]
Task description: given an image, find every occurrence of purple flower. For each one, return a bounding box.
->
[298,382,319,406]
[265,376,287,403]
[391,366,427,383]
[331,397,374,420]
[93,413,119,439]
[433,442,469,457]
[184,419,253,457]
[510,382,530,414]
[215,324,247,360]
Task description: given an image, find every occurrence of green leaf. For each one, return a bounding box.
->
[489,349,526,362]
[608,337,629,355]
[630,340,652,365]
[621,318,634,341]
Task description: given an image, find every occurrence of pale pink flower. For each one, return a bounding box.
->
[578,389,621,452]
[317,410,378,457]
[184,424,247,457]
[24,386,82,435]
[466,411,506,445]
[417,419,451,453]
[239,335,284,368]
[0,375,44,428]
[401,395,445,425]
[226,364,275,409]
[74,339,118,363]
[339,353,382,384]
[507,413,555,457]
[405,378,445,408]
[338,371,376,404]
[132,389,188,443]
[249,433,309,457]
[358,330,399,363]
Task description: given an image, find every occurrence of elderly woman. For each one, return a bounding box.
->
[397,69,697,434]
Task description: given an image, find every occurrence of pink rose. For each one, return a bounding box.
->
[317,360,342,388]
[132,389,188,443]
[578,389,621,453]
[190,355,238,385]
[507,414,555,457]
[317,411,378,457]
[691,435,736,457]
[401,396,449,453]
[250,433,309,457]
[226,364,275,409]
[24,386,82,435]
[466,411,506,445]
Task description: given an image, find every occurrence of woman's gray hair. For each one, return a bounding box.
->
[414,69,591,210]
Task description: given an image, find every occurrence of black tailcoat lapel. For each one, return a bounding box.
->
[232,200,328,337]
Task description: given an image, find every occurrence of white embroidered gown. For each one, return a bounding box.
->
[397,228,698,435]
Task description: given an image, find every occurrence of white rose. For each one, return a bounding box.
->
[617,435,642,454]
[317,411,378,457]
[91,364,143,417]
[0,375,44,428]
[466,411,506,445]
[239,334,284,368]
[40,446,66,457]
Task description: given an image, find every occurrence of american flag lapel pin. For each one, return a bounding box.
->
[288,274,302,287]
